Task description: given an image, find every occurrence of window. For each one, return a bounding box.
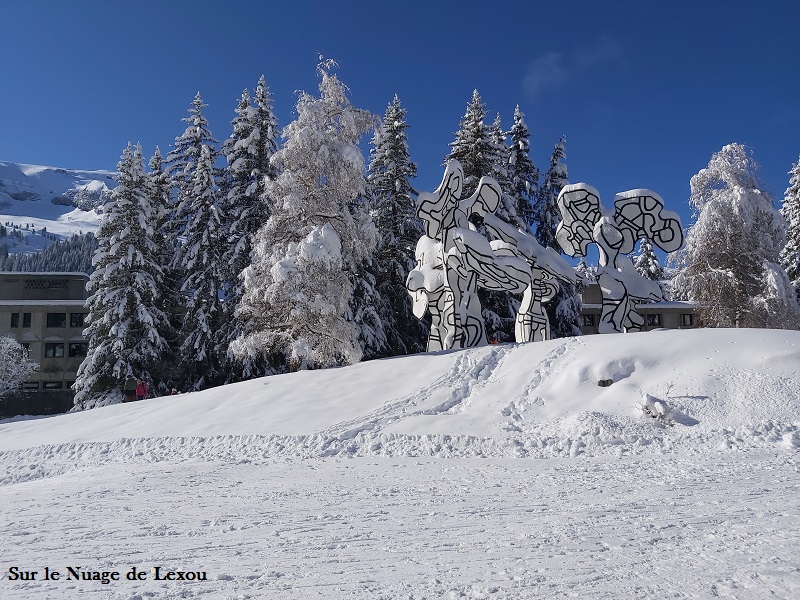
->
[22,381,39,391]
[21,343,30,352]
[10,312,19,328]
[45,343,65,358]
[646,313,662,327]
[47,313,67,327]
[42,381,63,390]
[22,313,31,328]
[581,314,596,327]
[68,342,88,357]
[681,313,694,327]
[70,313,86,328]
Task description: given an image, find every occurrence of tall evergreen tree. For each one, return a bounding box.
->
[176,145,228,390]
[165,92,218,269]
[232,60,376,371]
[779,157,800,301]
[487,113,520,226]
[166,92,218,195]
[633,235,666,296]
[220,77,279,379]
[507,105,539,232]
[672,143,800,329]
[146,147,180,385]
[74,143,171,408]
[446,90,495,196]
[535,135,568,250]
[537,136,581,337]
[366,95,427,356]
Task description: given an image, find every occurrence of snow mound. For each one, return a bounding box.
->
[1,328,798,481]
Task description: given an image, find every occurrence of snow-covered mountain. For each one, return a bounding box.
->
[0,160,114,253]
[1,328,799,598]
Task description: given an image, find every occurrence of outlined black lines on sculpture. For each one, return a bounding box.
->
[407,160,577,350]
[556,184,684,333]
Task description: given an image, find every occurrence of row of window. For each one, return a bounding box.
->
[10,312,86,328]
[22,381,73,391]
[43,342,89,358]
[581,313,695,328]
[19,341,88,358]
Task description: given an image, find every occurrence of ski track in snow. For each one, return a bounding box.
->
[502,337,583,431]
[2,453,798,599]
[322,344,515,441]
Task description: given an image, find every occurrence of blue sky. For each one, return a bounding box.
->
[1,0,799,229]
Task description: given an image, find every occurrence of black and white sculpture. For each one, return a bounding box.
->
[407,160,577,350]
[556,184,683,333]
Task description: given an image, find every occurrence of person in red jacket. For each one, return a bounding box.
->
[135,379,148,401]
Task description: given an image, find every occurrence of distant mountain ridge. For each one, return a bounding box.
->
[0,160,115,256]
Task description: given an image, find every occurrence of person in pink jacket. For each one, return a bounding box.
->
[135,379,148,401]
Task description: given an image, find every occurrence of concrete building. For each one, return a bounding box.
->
[0,272,89,415]
[578,282,699,334]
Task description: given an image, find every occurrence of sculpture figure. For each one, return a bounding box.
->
[556,184,683,333]
[407,160,578,349]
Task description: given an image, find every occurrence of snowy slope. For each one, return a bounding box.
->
[0,161,113,251]
[2,327,798,457]
[1,328,799,599]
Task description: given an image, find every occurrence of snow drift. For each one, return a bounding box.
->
[1,328,798,470]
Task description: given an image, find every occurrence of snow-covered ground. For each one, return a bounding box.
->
[1,328,799,598]
[0,161,111,251]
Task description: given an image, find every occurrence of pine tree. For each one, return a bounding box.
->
[536,136,581,337]
[219,77,279,379]
[366,95,427,356]
[487,113,520,226]
[166,92,218,194]
[74,143,171,408]
[146,147,179,386]
[507,105,539,232]
[672,143,800,329]
[779,157,800,301]
[232,60,377,371]
[535,135,568,250]
[446,90,495,196]
[176,144,228,390]
[165,92,218,259]
[633,235,666,296]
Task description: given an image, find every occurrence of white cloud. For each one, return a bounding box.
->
[524,37,623,99]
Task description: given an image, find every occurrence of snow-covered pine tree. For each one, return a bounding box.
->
[535,135,568,250]
[535,136,582,338]
[219,77,279,380]
[366,95,427,357]
[779,157,800,302]
[145,147,179,385]
[575,257,596,284]
[166,92,218,195]
[507,105,539,232]
[176,144,228,390]
[232,59,377,371]
[74,143,171,408]
[0,232,97,273]
[633,235,666,297]
[488,113,520,226]
[446,90,495,197]
[164,92,218,266]
[672,143,800,329]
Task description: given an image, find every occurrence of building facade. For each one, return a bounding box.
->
[0,272,89,401]
[577,283,699,335]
